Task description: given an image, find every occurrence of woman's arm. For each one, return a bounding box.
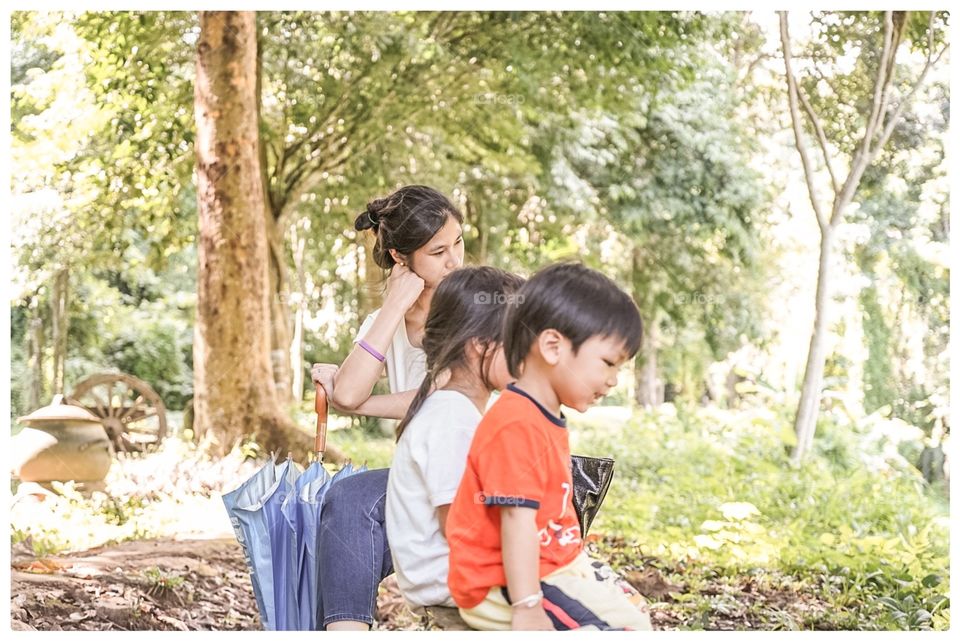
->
[331,266,424,410]
[501,507,553,630]
[330,307,405,410]
[334,389,417,420]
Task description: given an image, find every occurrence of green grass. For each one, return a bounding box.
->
[571,403,950,631]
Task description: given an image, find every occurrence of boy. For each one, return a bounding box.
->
[445,262,652,631]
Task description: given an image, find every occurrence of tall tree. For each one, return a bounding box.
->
[192,11,332,459]
[71,11,704,402]
[779,11,948,462]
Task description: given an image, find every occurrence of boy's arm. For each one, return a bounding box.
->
[501,507,553,630]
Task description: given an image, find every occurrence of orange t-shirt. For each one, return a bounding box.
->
[446,383,583,609]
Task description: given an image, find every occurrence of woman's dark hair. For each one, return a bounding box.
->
[396,266,525,441]
[503,261,642,378]
[353,185,463,269]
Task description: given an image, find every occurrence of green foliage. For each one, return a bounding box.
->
[106,314,192,410]
[541,22,773,400]
[860,285,895,413]
[572,403,949,630]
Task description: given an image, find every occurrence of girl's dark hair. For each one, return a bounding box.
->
[354,185,463,269]
[396,266,525,442]
[503,261,642,378]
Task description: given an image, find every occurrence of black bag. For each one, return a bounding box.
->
[570,454,615,537]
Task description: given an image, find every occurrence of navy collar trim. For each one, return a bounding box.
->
[506,383,567,428]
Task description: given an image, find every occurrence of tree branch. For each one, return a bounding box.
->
[796,85,839,194]
[779,11,830,232]
[871,15,948,162]
[833,11,907,224]
[863,12,897,154]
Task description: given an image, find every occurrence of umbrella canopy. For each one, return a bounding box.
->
[223,456,300,630]
[223,383,365,630]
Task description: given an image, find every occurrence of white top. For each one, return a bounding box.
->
[385,390,482,607]
[354,308,427,394]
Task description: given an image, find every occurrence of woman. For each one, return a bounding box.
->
[311,184,464,419]
[311,185,464,630]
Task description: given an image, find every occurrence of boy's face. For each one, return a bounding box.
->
[554,335,630,412]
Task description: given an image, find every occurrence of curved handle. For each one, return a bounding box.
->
[314,382,328,458]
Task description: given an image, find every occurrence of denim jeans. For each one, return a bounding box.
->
[317,468,393,629]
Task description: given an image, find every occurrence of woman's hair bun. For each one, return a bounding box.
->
[354,199,387,231]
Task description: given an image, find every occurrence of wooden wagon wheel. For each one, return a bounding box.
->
[66,373,168,454]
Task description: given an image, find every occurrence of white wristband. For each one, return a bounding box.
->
[511,590,544,609]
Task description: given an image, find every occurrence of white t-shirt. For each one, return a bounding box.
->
[385,390,482,607]
[355,308,427,393]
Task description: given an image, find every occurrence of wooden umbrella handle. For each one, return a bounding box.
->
[314,382,328,457]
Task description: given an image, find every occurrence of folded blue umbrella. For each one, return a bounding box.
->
[224,384,367,631]
[222,458,278,628]
[223,456,301,630]
[278,458,328,630]
[279,460,367,630]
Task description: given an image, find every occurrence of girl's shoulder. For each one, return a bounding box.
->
[404,390,481,437]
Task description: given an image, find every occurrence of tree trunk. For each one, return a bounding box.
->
[778,11,940,462]
[49,268,69,395]
[27,310,44,409]
[192,11,339,463]
[290,221,308,402]
[266,217,294,406]
[635,316,662,407]
[631,245,661,407]
[792,228,835,463]
[254,34,294,408]
[361,231,383,317]
[465,193,488,264]
[354,241,365,326]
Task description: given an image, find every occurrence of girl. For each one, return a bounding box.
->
[385,266,524,609]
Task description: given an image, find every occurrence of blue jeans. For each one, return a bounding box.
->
[317,468,393,629]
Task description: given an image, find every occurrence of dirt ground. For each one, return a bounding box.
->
[11,537,263,631]
[10,533,834,631]
[9,536,430,631]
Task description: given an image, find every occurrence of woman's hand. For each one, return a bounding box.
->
[311,363,339,401]
[384,264,425,311]
[511,605,554,630]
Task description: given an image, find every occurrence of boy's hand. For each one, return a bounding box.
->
[511,604,553,630]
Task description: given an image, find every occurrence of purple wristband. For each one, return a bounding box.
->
[357,339,386,363]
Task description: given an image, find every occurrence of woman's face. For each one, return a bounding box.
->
[404,215,464,289]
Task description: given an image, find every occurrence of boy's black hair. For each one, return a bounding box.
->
[503,262,642,378]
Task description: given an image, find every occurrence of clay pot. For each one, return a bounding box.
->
[13,395,112,483]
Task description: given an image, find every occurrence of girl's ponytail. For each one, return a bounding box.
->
[395,371,435,442]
